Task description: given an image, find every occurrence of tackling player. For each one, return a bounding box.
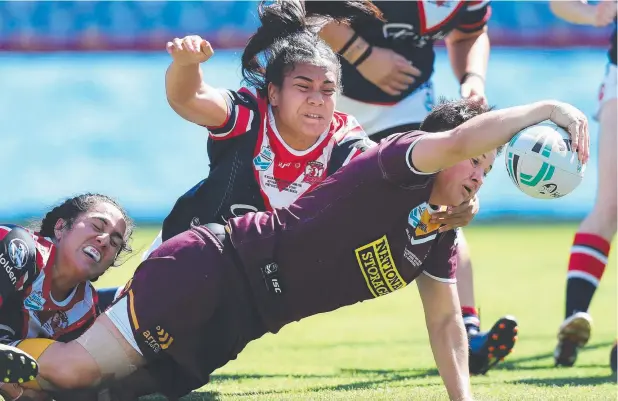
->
[307,0,517,374]
[0,98,589,401]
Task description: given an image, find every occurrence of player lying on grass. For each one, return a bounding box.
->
[0,194,133,401]
[0,96,589,401]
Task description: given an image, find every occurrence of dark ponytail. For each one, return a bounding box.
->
[241,0,381,97]
[303,0,384,23]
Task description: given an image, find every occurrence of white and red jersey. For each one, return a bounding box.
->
[0,225,98,343]
[161,87,373,242]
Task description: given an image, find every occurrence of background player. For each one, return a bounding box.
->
[549,0,617,368]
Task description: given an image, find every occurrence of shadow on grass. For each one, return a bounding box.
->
[208,367,440,397]
[140,368,441,400]
[510,374,617,387]
[495,341,615,371]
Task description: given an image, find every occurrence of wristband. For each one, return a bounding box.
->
[352,46,373,67]
[460,72,485,85]
[338,32,359,56]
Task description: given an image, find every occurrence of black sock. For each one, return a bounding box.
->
[565,277,597,318]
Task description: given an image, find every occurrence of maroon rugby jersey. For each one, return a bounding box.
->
[228,132,458,333]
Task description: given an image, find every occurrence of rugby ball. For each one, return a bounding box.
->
[505,121,585,199]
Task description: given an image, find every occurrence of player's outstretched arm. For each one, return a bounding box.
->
[417,274,472,401]
[410,100,590,174]
[550,1,616,27]
[165,35,228,127]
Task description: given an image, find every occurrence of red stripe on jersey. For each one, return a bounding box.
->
[208,88,259,141]
[252,102,273,211]
[417,1,466,34]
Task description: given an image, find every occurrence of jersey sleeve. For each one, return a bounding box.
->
[327,114,377,176]
[377,131,438,187]
[205,87,260,141]
[0,225,39,307]
[422,230,458,284]
[456,1,491,33]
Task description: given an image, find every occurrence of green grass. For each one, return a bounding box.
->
[97,224,617,401]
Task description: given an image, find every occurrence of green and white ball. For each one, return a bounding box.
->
[505,121,585,199]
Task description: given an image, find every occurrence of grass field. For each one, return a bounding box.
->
[96,224,617,401]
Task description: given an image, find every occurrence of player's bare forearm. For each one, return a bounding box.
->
[445,27,489,83]
[410,100,554,173]
[318,21,369,64]
[550,1,596,25]
[417,275,472,401]
[165,62,227,126]
[427,315,471,400]
[165,61,204,104]
[319,21,356,53]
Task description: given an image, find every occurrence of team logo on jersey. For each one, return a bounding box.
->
[43,311,69,334]
[355,235,407,298]
[253,146,274,171]
[8,238,29,269]
[24,291,46,311]
[302,161,325,184]
[407,203,443,245]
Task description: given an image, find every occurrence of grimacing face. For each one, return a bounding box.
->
[268,62,338,148]
[54,202,127,282]
[430,150,497,207]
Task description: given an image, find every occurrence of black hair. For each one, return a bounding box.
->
[420,98,504,155]
[39,193,134,267]
[241,0,382,97]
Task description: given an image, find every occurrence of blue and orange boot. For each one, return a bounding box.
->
[468,316,519,375]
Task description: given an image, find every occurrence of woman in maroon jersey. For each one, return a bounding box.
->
[307,0,516,375]
[0,98,589,401]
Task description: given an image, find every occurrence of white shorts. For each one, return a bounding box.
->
[335,81,435,135]
[142,230,163,261]
[597,63,617,119]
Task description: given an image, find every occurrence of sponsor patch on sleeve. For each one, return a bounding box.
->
[355,235,407,297]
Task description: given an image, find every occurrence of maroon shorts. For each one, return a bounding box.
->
[116,226,266,396]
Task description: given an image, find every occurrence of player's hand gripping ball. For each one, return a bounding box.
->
[505,121,586,199]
